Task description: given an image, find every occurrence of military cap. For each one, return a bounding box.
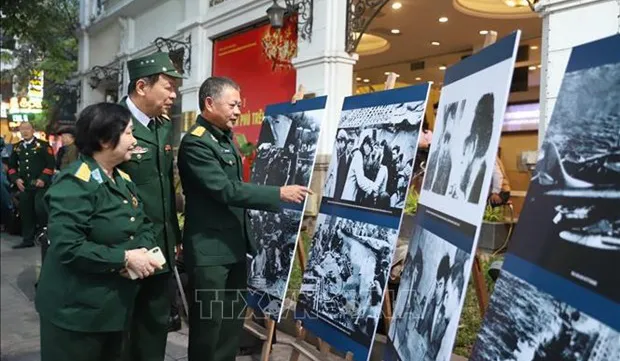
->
[127,52,184,81]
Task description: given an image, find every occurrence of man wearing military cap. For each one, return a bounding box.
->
[118,51,183,361]
[7,122,55,249]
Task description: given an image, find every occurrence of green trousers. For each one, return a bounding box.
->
[19,187,47,244]
[40,317,123,361]
[188,261,248,361]
[124,272,172,361]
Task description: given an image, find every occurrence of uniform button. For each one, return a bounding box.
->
[130,217,135,222]
[130,235,134,240]
[25,159,29,163]
[137,154,142,159]
[123,200,128,204]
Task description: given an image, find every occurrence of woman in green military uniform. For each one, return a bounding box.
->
[35,103,164,361]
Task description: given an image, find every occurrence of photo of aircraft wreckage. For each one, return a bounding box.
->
[531,140,620,251]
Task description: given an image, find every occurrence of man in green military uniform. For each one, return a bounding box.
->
[118,51,183,361]
[177,77,310,361]
[7,122,55,249]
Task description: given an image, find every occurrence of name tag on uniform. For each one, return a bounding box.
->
[221,149,231,154]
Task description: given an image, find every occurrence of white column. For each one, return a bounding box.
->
[536,0,620,148]
[179,25,211,113]
[78,29,91,111]
[292,0,358,157]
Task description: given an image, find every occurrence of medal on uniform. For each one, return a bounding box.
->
[132,146,149,159]
[131,195,138,208]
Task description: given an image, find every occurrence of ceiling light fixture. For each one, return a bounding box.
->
[384,71,391,75]
[415,77,422,81]
[530,45,539,50]
[356,77,361,81]
[479,30,489,35]
[503,0,531,7]
[392,2,402,10]
[537,64,542,68]
[438,17,448,23]
[439,65,447,70]
[431,41,440,46]
[363,78,370,83]
[528,65,537,70]
[429,81,434,85]
[390,29,401,34]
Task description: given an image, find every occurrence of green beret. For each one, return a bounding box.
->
[127,52,184,81]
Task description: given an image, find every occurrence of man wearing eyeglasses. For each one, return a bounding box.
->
[177,76,311,361]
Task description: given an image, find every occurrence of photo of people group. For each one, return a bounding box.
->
[323,100,425,213]
[251,109,322,187]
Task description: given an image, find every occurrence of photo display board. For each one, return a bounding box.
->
[246,96,327,322]
[470,33,620,361]
[385,31,522,361]
[294,84,431,361]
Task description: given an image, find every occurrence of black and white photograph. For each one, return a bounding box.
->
[386,224,469,361]
[508,45,620,302]
[323,100,425,212]
[251,109,322,187]
[470,271,620,361]
[248,209,302,300]
[297,213,399,343]
[418,35,519,226]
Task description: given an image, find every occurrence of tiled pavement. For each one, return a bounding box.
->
[0,232,330,361]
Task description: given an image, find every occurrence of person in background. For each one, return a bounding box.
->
[56,127,79,170]
[117,51,184,361]
[7,122,55,249]
[0,137,14,231]
[35,103,163,361]
[490,148,511,206]
[177,76,310,361]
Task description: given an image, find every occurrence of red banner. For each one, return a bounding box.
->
[212,17,298,144]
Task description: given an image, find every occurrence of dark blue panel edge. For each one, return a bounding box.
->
[342,84,430,110]
[503,254,620,331]
[319,202,402,229]
[293,307,369,361]
[265,96,328,115]
[566,34,620,72]
[444,31,519,86]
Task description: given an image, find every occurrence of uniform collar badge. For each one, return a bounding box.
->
[131,195,139,208]
[91,168,104,184]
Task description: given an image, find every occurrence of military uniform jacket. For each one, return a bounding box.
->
[177,116,281,268]
[35,155,157,332]
[117,97,181,271]
[7,137,55,187]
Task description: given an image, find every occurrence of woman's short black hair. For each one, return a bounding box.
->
[75,103,132,156]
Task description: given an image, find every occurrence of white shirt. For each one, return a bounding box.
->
[22,138,35,147]
[126,97,151,128]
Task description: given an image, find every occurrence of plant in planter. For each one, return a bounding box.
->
[478,204,511,252]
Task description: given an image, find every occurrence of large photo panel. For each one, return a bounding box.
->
[384,31,522,361]
[246,96,326,321]
[420,31,522,226]
[508,34,620,302]
[294,84,431,361]
[470,33,620,360]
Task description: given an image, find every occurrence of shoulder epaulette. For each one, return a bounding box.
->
[191,126,206,137]
[74,163,91,182]
[118,169,132,182]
